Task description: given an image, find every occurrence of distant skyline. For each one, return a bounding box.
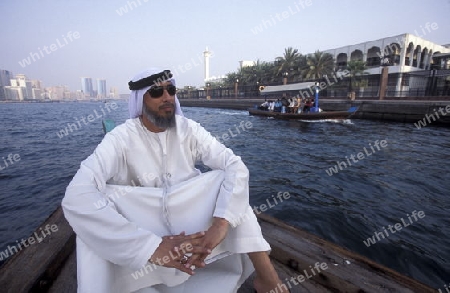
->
[1,0,449,93]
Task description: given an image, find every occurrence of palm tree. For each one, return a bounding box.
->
[275,47,302,83]
[249,60,278,85]
[224,72,240,87]
[303,51,335,80]
[346,60,368,100]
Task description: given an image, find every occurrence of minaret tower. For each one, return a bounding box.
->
[203,47,211,82]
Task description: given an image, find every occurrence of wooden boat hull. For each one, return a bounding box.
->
[248,108,356,120]
[0,206,436,292]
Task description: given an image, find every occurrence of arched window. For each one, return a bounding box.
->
[405,42,414,66]
[413,45,422,67]
[420,48,428,69]
[367,47,381,66]
[350,50,363,61]
[336,53,347,69]
[383,43,401,65]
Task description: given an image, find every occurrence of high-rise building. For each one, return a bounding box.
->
[81,77,94,97]
[4,87,25,101]
[15,74,33,99]
[4,79,26,101]
[0,69,14,101]
[0,69,13,87]
[97,79,107,99]
[4,74,30,100]
[30,80,43,99]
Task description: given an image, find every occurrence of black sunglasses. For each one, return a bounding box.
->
[147,84,177,98]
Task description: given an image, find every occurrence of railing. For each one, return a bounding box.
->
[177,70,450,100]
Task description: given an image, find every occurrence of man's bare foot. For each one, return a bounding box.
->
[253,276,290,293]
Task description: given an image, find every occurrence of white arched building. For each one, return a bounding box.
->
[324,33,450,73]
[323,33,450,95]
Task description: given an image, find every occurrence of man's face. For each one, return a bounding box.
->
[142,81,176,129]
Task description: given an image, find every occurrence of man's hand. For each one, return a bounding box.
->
[149,231,211,275]
[185,217,229,268]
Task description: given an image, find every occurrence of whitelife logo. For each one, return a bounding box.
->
[18,31,80,68]
[0,224,58,261]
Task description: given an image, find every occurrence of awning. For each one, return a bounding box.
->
[259,82,316,95]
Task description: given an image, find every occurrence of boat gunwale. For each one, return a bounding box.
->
[248,107,356,120]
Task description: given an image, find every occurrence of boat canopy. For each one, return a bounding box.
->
[259,82,316,95]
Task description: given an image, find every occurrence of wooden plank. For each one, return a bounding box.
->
[256,213,435,292]
[0,207,75,293]
[238,259,333,293]
[48,251,77,293]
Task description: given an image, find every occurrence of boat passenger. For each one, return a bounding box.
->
[303,99,312,113]
[259,100,269,111]
[62,68,288,293]
[274,99,282,112]
[269,100,275,111]
[297,98,304,113]
[288,98,295,113]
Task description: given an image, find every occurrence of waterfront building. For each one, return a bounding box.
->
[30,80,42,90]
[3,74,31,101]
[323,33,450,96]
[0,69,13,87]
[80,77,94,97]
[45,85,70,100]
[0,69,14,100]
[97,79,107,99]
[239,60,256,69]
[109,87,119,99]
[30,80,43,99]
[32,88,42,99]
[15,74,33,98]
[70,90,85,100]
[4,86,25,101]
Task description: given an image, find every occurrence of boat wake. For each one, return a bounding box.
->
[217,110,247,116]
[298,119,353,124]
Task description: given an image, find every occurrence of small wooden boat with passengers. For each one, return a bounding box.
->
[250,81,358,120]
[248,107,357,120]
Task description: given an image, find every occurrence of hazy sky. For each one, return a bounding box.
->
[1,0,449,93]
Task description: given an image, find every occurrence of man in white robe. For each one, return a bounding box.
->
[62,68,288,293]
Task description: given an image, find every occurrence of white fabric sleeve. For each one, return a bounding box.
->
[61,131,162,270]
[190,121,250,228]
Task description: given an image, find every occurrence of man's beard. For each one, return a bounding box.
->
[142,103,176,129]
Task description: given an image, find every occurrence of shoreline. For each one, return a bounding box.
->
[180,98,450,124]
[0,99,125,104]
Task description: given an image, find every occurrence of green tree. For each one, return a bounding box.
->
[224,72,241,87]
[303,51,335,80]
[275,47,302,83]
[346,60,368,100]
[224,60,278,88]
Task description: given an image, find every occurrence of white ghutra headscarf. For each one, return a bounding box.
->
[128,68,183,118]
